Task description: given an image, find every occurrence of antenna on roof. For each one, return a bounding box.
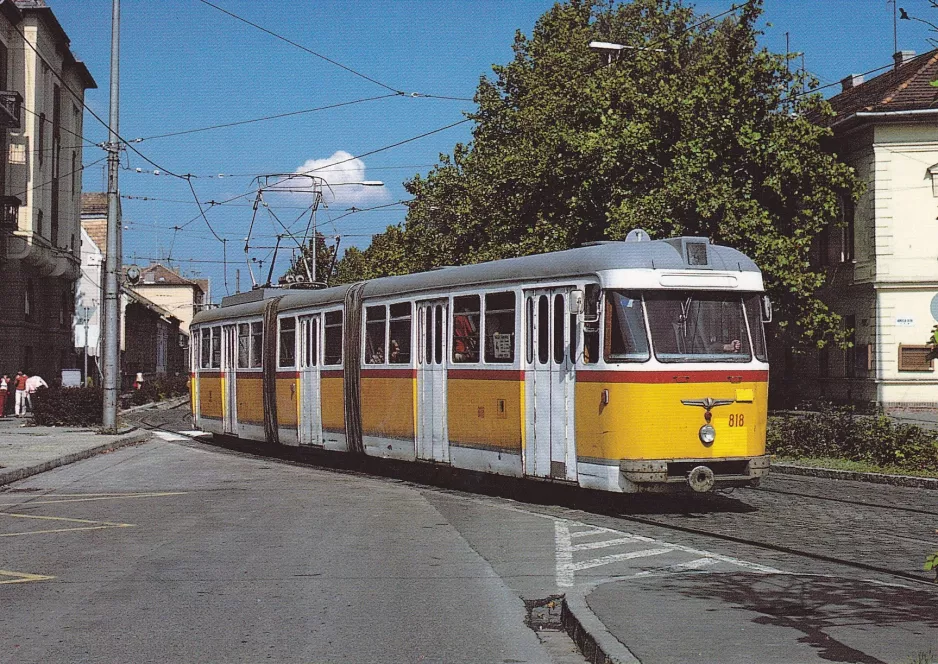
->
[625,228,651,243]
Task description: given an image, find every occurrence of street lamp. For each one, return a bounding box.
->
[588,40,666,65]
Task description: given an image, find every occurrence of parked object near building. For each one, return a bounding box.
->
[0,1,96,380]
[780,50,938,413]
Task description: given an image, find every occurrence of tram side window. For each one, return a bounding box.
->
[743,295,768,362]
[211,327,222,368]
[279,317,296,368]
[324,310,343,365]
[250,322,263,368]
[365,306,387,364]
[200,328,211,368]
[484,292,515,363]
[583,284,600,364]
[388,302,411,364]
[237,323,250,368]
[603,291,650,363]
[452,295,481,363]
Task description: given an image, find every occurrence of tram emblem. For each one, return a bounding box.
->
[680,397,736,411]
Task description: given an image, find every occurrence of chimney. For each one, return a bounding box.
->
[893,50,916,70]
[840,74,864,92]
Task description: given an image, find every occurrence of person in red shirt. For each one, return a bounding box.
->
[13,371,28,417]
[0,374,9,417]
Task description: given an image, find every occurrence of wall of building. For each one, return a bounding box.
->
[132,283,198,334]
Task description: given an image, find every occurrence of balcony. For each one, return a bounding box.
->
[0,195,20,230]
[0,91,22,129]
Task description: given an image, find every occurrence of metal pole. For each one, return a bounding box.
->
[83,312,89,385]
[102,0,121,431]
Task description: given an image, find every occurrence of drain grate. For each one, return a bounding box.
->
[524,594,565,631]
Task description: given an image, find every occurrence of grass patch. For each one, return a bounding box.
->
[772,455,938,479]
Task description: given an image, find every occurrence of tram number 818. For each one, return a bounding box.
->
[728,414,745,427]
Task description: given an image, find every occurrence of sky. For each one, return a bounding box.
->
[47,0,938,303]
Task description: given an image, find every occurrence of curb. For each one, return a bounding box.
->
[771,462,938,490]
[561,588,640,664]
[0,430,152,487]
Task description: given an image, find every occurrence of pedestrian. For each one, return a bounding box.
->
[24,374,48,414]
[13,371,28,417]
[0,374,9,417]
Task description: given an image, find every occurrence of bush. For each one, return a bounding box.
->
[126,374,189,407]
[31,386,103,427]
[767,403,938,472]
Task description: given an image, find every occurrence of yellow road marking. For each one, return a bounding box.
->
[0,491,187,507]
[0,512,135,537]
[0,569,55,585]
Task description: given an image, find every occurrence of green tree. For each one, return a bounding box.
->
[345,0,862,345]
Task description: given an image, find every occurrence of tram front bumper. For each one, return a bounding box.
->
[619,455,771,492]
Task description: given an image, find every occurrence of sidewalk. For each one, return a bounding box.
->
[0,416,151,487]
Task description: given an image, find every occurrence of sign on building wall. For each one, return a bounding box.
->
[896,316,916,327]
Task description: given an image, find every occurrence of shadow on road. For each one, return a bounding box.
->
[658,572,938,664]
[196,433,758,517]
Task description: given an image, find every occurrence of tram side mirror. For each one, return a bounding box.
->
[570,289,585,316]
[762,295,773,324]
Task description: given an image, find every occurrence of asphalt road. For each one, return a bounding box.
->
[0,439,558,664]
[2,404,937,664]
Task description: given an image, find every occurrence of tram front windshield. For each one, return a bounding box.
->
[642,292,757,363]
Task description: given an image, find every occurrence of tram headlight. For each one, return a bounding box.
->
[698,423,716,445]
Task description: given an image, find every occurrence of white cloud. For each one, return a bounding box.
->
[286,150,391,208]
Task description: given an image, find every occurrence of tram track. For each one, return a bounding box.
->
[592,510,936,587]
[751,485,937,516]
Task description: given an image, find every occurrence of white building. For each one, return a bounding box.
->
[784,50,938,412]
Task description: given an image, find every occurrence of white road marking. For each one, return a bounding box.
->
[553,517,783,588]
[153,431,187,442]
[570,547,676,572]
[179,430,210,437]
[572,536,641,552]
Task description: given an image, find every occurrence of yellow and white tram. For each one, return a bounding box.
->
[190,233,772,493]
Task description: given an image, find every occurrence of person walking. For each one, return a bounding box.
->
[24,374,47,414]
[13,371,28,417]
[0,374,9,417]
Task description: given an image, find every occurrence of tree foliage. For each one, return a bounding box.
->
[335,0,862,344]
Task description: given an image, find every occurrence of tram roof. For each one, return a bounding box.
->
[193,237,760,324]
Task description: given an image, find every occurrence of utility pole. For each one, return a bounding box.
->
[102,0,121,431]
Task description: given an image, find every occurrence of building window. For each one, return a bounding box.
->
[818,346,830,378]
[38,112,45,165]
[898,345,934,372]
[844,315,856,378]
[840,195,855,262]
[24,279,33,321]
[36,209,43,236]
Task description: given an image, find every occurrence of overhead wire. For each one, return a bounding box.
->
[195,0,473,101]
[131,93,400,142]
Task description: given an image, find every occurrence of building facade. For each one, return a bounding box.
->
[780,50,938,412]
[0,0,95,379]
[129,263,208,335]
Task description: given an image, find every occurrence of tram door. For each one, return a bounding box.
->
[416,300,449,462]
[222,324,238,435]
[523,290,577,481]
[297,314,323,446]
